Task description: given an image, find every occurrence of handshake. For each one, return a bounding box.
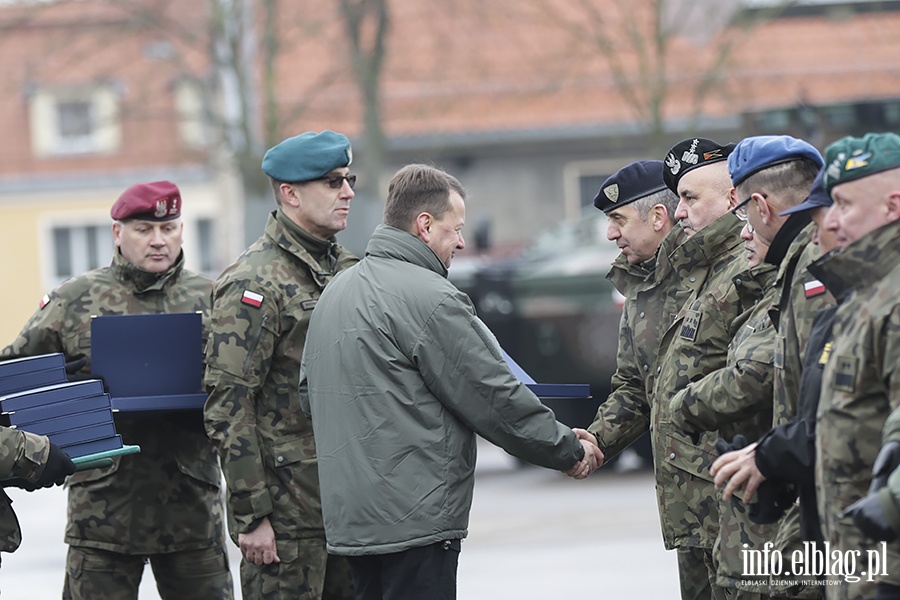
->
[565,428,605,480]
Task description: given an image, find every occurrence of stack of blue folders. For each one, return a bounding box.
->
[0,353,139,469]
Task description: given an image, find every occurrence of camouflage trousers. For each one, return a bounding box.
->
[678,546,716,600]
[239,537,354,600]
[62,545,234,600]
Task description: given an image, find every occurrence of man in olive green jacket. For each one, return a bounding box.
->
[300,164,596,600]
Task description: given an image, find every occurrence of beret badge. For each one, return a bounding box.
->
[603,184,619,203]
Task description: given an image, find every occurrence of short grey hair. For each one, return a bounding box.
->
[631,188,679,223]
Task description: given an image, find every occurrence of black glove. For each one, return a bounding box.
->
[870,441,900,493]
[715,434,748,456]
[842,440,900,542]
[716,434,793,524]
[748,482,796,524]
[843,494,895,542]
[64,357,87,375]
[29,443,76,490]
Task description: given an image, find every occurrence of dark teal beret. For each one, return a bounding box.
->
[823,132,900,193]
[594,160,668,213]
[728,135,823,187]
[262,130,352,182]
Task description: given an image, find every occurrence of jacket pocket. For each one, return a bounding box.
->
[663,432,717,483]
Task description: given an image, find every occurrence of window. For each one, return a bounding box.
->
[175,78,210,149]
[49,222,114,287]
[562,159,618,218]
[29,85,121,157]
[195,217,217,276]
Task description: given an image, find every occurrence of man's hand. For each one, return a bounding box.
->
[711,442,764,502]
[566,429,604,480]
[239,517,281,565]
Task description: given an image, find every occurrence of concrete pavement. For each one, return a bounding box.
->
[1,440,679,599]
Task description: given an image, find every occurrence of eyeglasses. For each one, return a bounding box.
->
[319,173,357,190]
[733,197,752,221]
[732,193,766,222]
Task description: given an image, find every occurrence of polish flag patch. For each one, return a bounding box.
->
[241,290,264,308]
[804,279,826,298]
[39,294,50,309]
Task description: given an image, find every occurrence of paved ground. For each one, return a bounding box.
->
[1,440,679,599]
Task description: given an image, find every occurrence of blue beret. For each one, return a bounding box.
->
[262,130,352,182]
[594,160,668,213]
[663,138,736,194]
[780,168,832,216]
[728,135,823,187]
[823,132,900,193]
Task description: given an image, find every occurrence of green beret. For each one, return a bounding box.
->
[262,130,352,182]
[823,132,900,193]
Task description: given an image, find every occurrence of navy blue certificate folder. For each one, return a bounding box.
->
[18,408,115,437]
[90,312,208,412]
[0,353,68,397]
[1,380,106,414]
[501,349,591,400]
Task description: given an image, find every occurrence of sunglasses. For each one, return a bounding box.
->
[319,173,357,190]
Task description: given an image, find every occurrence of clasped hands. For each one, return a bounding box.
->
[566,428,605,480]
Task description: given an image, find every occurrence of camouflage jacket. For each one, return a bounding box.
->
[652,214,749,551]
[770,222,834,427]
[204,210,358,542]
[588,226,687,459]
[812,217,900,592]
[669,261,777,440]
[1,251,224,555]
[0,427,50,553]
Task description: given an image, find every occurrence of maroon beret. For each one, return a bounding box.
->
[110,181,182,221]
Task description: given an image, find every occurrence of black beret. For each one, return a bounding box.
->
[593,160,668,213]
[663,138,736,194]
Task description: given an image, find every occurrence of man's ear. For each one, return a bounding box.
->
[279,183,301,208]
[415,212,433,242]
[112,221,123,248]
[727,187,738,210]
[756,192,775,226]
[885,191,900,223]
[651,205,668,232]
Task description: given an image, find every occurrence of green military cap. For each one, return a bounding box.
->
[823,132,900,193]
[262,130,352,182]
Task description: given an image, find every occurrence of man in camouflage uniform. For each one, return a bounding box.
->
[1,426,75,568]
[575,159,681,463]
[578,138,746,600]
[667,136,824,599]
[204,131,357,600]
[809,133,900,599]
[712,169,838,600]
[1,181,233,599]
